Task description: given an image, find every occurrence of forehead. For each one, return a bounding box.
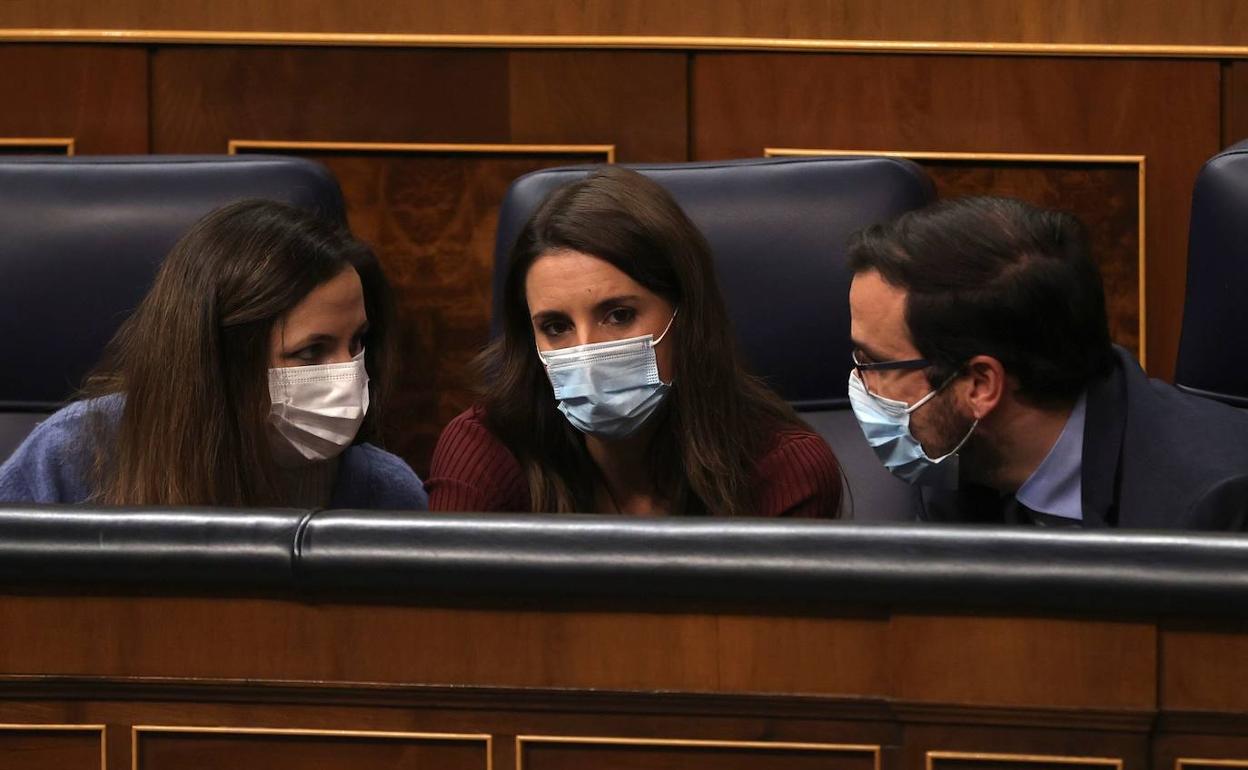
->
[849,269,916,356]
[285,267,366,327]
[524,249,651,310]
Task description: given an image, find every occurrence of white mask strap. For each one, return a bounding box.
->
[651,307,679,348]
[903,368,962,415]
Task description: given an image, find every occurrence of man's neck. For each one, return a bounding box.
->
[979,398,1076,493]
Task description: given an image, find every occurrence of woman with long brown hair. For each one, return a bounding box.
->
[426,166,841,516]
[0,199,426,509]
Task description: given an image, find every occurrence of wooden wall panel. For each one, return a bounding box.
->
[694,54,1220,379]
[516,737,877,770]
[0,726,102,770]
[150,48,511,151]
[0,45,146,154]
[1155,732,1248,770]
[0,139,73,155]
[923,161,1142,359]
[509,51,688,162]
[889,616,1155,711]
[0,593,892,695]
[1160,621,1248,712]
[135,728,487,770]
[8,1,1248,47]
[1225,62,1248,148]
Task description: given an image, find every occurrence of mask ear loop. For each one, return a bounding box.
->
[650,307,679,348]
[902,366,963,415]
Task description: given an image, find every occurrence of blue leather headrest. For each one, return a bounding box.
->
[491,157,934,410]
[0,155,345,410]
[1177,140,1248,406]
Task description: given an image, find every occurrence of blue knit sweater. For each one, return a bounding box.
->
[0,396,428,510]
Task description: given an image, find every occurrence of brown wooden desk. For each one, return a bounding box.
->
[1,510,1246,770]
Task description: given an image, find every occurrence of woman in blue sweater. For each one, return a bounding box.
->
[0,199,426,510]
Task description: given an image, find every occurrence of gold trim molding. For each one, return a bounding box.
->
[0,137,76,155]
[766,147,1149,368]
[229,139,616,163]
[4,28,1248,58]
[516,734,881,770]
[1177,761,1248,769]
[928,750,1124,769]
[0,722,106,770]
[132,725,492,770]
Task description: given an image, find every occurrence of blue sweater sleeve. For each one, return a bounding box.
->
[0,400,104,504]
[333,444,429,510]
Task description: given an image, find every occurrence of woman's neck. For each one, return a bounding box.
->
[583,423,667,515]
[276,456,340,508]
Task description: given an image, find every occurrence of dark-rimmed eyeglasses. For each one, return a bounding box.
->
[851,349,931,384]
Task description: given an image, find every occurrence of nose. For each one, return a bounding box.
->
[325,342,355,365]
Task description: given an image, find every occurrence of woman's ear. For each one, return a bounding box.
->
[963,354,1006,420]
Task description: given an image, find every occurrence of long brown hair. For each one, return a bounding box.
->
[480,166,807,515]
[84,199,396,506]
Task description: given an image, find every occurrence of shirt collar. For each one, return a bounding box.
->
[1015,392,1087,521]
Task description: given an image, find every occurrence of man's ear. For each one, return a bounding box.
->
[963,355,1006,420]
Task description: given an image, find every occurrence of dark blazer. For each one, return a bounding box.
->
[918,347,1248,530]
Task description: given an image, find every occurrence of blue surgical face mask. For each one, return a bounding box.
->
[538,310,678,440]
[848,369,977,488]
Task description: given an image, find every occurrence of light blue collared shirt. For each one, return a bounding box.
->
[1015,392,1086,521]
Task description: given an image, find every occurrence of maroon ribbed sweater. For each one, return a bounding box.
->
[426,406,842,517]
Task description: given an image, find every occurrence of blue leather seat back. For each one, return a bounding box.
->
[0,155,345,461]
[1178,139,1248,406]
[491,157,935,519]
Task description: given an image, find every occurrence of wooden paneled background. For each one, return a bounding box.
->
[2,4,1246,471]
[7,1,1248,46]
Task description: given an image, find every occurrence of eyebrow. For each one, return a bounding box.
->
[593,294,643,312]
[530,309,568,325]
[530,295,644,325]
[284,321,369,351]
[850,338,891,362]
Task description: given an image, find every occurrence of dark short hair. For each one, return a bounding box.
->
[847,196,1115,404]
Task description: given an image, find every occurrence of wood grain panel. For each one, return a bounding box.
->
[8,1,1248,47]
[150,47,511,153]
[694,54,1220,379]
[508,51,688,162]
[1225,62,1248,148]
[924,161,1142,359]
[927,753,1121,770]
[0,138,74,155]
[0,594,888,696]
[1160,621,1248,712]
[908,724,1146,770]
[0,725,102,770]
[1155,731,1248,770]
[0,686,899,770]
[134,727,487,770]
[889,615,1155,710]
[0,45,146,153]
[517,736,878,770]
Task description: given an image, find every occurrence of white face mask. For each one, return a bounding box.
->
[267,349,370,464]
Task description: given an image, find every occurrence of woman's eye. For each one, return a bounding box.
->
[292,345,322,363]
[604,307,636,326]
[541,321,570,337]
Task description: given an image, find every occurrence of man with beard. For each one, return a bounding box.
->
[846,196,1248,529]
